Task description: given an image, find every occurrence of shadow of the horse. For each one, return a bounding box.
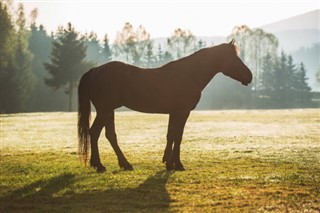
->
[3,170,174,212]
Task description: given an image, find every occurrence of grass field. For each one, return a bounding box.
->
[1,109,319,212]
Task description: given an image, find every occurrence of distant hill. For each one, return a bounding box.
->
[260,10,320,91]
[271,29,319,52]
[261,10,320,52]
[262,9,319,32]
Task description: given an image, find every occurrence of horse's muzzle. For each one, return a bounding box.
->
[242,70,253,86]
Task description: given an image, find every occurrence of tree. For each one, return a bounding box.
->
[144,41,156,67]
[166,28,196,59]
[83,32,113,66]
[294,63,311,104]
[29,23,52,78]
[14,3,35,110]
[196,39,207,51]
[154,44,174,67]
[1,1,16,112]
[83,32,102,65]
[260,51,312,108]
[113,22,152,66]
[316,67,320,84]
[1,2,34,113]
[260,53,275,93]
[29,23,73,111]
[162,51,174,65]
[266,52,291,107]
[44,23,90,111]
[102,34,112,63]
[155,44,163,67]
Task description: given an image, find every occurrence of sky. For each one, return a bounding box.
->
[16,0,319,42]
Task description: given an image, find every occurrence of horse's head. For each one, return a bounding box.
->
[219,39,253,86]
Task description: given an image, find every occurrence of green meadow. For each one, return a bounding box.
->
[1,109,319,212]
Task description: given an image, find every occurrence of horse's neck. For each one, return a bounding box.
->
[163,47,221,91]
[194,48,221,91]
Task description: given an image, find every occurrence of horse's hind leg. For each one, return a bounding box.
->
[90,113,106,172]
[105,111,133,171]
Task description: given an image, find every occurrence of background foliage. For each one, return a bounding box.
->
[1,2,319,113]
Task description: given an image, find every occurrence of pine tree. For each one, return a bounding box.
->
[1,3,34,113]
[274,52,292,107]
[84,32,102,65]
[260,53,275,93]
[283,55,311,106]
[15,3,35,110]
[162,51,174,66]
[260,52,312,108]
[155,44,163,67]
[0,1,15,70]
[29,23,71,111]
[144,41,155,67]
[286,55,297,105]
[295,63,311,104]
[316,67,320,84]
[29,24,52,76]
[44,23,89,111]
[0,1,16,112]
[195,39,206,51]
[102,34,112,63]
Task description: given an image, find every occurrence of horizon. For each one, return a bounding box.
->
[17,1,319,41]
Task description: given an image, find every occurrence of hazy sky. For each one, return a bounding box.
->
[17,0,319,41]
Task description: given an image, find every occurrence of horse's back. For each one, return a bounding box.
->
[87,61,201,113]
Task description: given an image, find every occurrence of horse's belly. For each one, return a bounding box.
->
[123,91,173,113]
[123,87,201,114]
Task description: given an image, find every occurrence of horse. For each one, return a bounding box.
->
[78,39,253,173]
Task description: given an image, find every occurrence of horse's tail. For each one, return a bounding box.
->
[78,70,92,165]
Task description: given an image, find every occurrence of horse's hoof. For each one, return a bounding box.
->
[90,162,105,169]
[96,166,107,173]
[124,164,134,171]
[90,162,95,168]
[120,162,134,171]
[90,162,106,171]
[166,163,175,171]
[162,156,166,163]
[175,164,186,171]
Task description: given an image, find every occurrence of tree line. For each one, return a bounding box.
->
[1,2,318,113]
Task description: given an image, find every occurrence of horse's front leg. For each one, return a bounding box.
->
[162,114,175,170]
[163,111,190,171]
[90,115,106,173]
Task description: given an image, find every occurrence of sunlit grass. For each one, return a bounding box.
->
[1,109,319,212]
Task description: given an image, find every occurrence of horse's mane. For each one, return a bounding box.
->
[161,47,211,69]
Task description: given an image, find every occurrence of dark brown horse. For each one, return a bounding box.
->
[78,39,252,172]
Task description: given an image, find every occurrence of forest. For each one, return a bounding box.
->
[1,2,319,113]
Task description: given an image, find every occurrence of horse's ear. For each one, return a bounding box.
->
[229,39,235,45]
